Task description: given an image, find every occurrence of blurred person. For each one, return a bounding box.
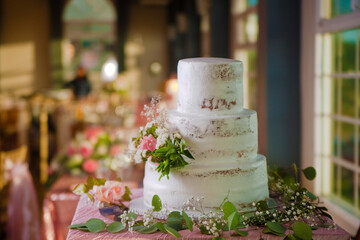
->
[65,66,91,99]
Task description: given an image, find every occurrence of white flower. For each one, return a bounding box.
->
[134,150,144,163]
[173,131,182,140]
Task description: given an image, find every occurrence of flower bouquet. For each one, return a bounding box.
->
[46,127,126,189]
[127,97,194,179]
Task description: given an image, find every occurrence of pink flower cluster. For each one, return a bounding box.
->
[94,181,126,203]
[138,135,157,152]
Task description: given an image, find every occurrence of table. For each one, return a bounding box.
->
[67,189,351,240]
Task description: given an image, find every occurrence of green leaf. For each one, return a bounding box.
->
[183,150,194,159]
[165,225,182,238]
[127,212,138,221]
[137,224,158,234]
[267,198,278,209]
[266,221,286,234]
[152,195,162,211]
[155,222,167,233]
[107,222,125,233]
[257,200,269,211]
[227,211,239,231]
[262,227,285,236]
[223,201,238,219]
[86,193,95,202]
[233,229,248,236]
[73,184,89,195]
[122,186,132,201]
[68,223,87,229]
[306,191,317,201]
[86,177,95,189]
[284,234,297,240]
[284,175,296,186]
[293,222,312,240]
[302,167,316,181]
[85,218,106,233]
[212,237,227,240]
[94,178,106,186]
[182,210,193,232]
[166,211,184,231]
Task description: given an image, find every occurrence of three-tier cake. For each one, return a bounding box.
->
[137,57,268,211]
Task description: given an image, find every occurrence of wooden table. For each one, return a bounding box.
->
[67,189,351,240]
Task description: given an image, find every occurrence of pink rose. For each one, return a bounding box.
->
[85,127,104,143]
[95,186,114,203]
[82,159,98,173]
[110,145,120,157]
[80,142,93,158]
[105,181,126,201]
[67,144,77,156]
[138,135,157,152]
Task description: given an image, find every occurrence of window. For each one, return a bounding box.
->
[230,0,259,110]
[302,0,360,235]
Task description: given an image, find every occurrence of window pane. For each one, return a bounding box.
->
[341,29,356,73]
[331,0,354,18]
[331,33,339,73]
[331,161,338,195]
[331,78,337,114]
[331,119,338,157]
[341,78,355,117]
[340,122,354,163]
[341,167,354,205]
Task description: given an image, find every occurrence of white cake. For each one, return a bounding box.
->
[142,57,269,210]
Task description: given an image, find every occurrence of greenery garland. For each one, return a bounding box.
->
[70,165,334,239]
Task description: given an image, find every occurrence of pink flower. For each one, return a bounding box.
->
[138,135,157,152]
[95,186,114,203]
[105,181,126,201]
[82,159,98,173]
[84,127,104,143]
[110,145,121,157]
[67,144,77,156]
[80,142,93,158]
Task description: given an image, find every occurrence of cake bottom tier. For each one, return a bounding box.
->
[143,154,269,210]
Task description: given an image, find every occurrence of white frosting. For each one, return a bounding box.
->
[177,58,243,116]
[168,109,258,167]
[143,155,269,210]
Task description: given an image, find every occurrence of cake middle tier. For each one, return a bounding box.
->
[168,109,258,167]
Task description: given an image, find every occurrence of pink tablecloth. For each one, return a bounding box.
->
[67,190,351,240]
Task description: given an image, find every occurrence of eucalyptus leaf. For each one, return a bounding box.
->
[233,229,248,236]
[73,184,89,195]
[306,191,317,201]
[267,198,278,208]
[165,225,182,238]
[257,200,268,211]
[293,222,312,240]
[262,227,285,236]
[127,212,138,221]
[223,201,238,219]
[86,193,95,202]
[212,237,227,240]
[122,186,132,201]
[137,224,158,234]
[68,223,87,229]
[86,177,95,189]
[302,167,316,181]
[86,218,106,233]
[182,210,193,232]
[152,195,162,211]
[227,211,239,231]
[155,222,167,233]
[266,221,286,234]
[107,222,125,233]
[284,234,297,240]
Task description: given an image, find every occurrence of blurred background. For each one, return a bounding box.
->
[0,0,359,238]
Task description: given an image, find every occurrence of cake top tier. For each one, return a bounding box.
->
[177,57,243,116]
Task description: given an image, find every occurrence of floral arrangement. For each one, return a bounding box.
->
[69,165,335,239]
[47,127,124,188]
[127,97,194,179]
[72,176,131,209]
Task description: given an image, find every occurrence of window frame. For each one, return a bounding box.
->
[301,0,360,235]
